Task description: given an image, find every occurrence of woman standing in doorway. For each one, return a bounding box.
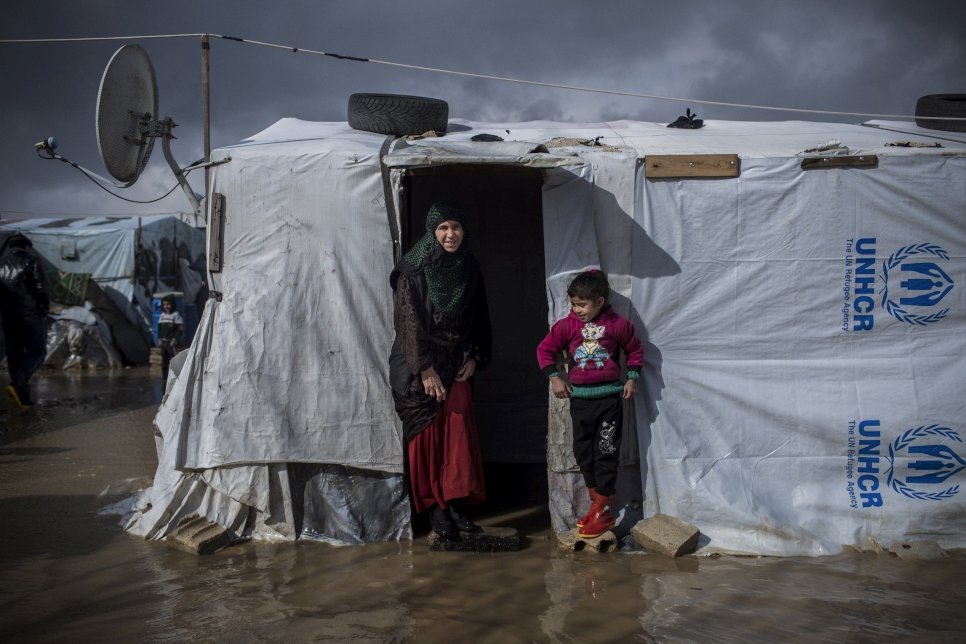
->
[389,201,492,541]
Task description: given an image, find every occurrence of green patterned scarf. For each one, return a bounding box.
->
[401,201,478,318]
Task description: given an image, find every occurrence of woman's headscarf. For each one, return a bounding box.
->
[397,201,479,318]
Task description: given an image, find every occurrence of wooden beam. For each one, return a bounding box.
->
[800,155,879,170]
[645,154,740,178]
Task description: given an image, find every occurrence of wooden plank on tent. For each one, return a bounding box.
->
[644,154,740,178]
[209,192,225,273]
[800,155,879,170]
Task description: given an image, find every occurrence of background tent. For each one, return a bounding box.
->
[0,214,206,332]
[123,115,966,555]
[0,215,207,364]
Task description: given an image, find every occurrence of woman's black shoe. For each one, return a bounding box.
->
[448,503,482,533]
[429,505,461,540]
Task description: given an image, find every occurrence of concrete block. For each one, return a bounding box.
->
[888,540,949,560]
[556,528,618,552]
[631,514,699,557]
[165,514,231,555]
[428,526,520,552]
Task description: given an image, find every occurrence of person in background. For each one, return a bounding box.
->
[0,234,49,409]
[536,269,644,538]
[389,201,492,542]
[157,294,184,387]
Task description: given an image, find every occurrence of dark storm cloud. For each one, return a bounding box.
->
[689,2,966,119]
[1,0,963,219]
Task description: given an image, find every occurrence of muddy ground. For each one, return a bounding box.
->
[1,368,965,643]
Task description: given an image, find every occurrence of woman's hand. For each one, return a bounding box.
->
[550,375,571,399]
[455,357,477,382]
[421,367,446,401]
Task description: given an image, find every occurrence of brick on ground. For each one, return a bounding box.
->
[889,540,949,560]
[631,514,699,557]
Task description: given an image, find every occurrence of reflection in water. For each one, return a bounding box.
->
[541,558,580,641]
[2,369,965,642]
[140,541,417,641]
[637,555,966,643]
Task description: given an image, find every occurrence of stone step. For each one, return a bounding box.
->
[165,514,231,555]
[556,528,618,552]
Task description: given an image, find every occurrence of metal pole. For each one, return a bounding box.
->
[201,34,211,223]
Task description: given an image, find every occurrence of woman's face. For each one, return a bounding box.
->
[434,220,464,253]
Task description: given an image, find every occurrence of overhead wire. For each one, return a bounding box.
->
[2,33,961,122]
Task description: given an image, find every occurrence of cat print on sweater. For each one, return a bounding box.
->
[574,322,609,369]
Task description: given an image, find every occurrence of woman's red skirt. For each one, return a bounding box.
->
[406,380,486,513]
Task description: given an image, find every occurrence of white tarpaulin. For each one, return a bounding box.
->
[125,117,966,554]
[632,150,965,554]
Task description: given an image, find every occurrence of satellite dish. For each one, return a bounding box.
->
[96,44,158,187]
[88,44,202,215]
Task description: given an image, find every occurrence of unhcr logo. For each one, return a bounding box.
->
[846,420,885,508]
[841,238,954,331]
[842,238,877,331]
[846,420,963,508]
[887,425,963,501]
[881,243,953,326]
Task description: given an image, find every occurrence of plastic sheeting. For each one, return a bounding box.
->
[123,127,413,542]
[633,152,966,554]
[46,306,122,369]
[127,117,966,554]
[123,301,412,543]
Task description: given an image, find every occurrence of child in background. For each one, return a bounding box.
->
[536,270,643,538]
[157,295,184,387]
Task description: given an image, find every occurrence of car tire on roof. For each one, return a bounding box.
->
[915,94,966,132]
[348,93,449,137]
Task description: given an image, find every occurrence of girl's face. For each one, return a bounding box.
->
[434,220,464,253]
[570,295,605,322]
[162,300,173,312]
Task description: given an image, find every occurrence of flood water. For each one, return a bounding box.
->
[2,369,965,643]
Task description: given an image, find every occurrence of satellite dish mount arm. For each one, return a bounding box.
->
[158,117,202,216]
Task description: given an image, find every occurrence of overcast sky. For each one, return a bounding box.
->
[1,0,964,220]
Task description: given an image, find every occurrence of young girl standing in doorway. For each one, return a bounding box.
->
[536,270,643,538]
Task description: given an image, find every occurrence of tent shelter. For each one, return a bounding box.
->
[0,215,207,348]
[123,114,966,555]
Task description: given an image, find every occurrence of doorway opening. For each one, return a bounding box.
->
[403,165,549,510]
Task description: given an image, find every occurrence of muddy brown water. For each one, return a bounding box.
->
[1,369,964,643]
